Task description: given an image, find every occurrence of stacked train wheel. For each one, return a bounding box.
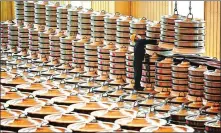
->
[60,35,74,63]
[116,16,133,49]
[141,53,159,88]
[29,25,44,54]
[57,4,72,30]
[159,13,183,51]
[49,30,64,59]
[67,6,83,37]
[34,2,47,25]
[173,17,205,54]
[90,10,106,41]
[125,52,134,85]
[171,61,190,101]
[154,57,173,97]
[15,1,24,23]
[187,65,207,103]
[146,21,160,41]
[145,21,172,56]
[104,12,121,45]
[72,36,90,71]
[97,42,116,77]
[78,9,94,39]
[201,68,221,132]
[18,23,32,51]
[109,46,128,80]
[203,69,221,107]
[8,23,20,53]
[0,21,12,51]
[38,27,55,58]
[84,39,103,72]
[45,2,60,29]
[24,1,35,24]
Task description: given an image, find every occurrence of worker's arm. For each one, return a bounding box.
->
[135,39,158,46]
[130,34,158,46]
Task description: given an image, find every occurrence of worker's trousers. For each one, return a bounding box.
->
[133,42,145,88]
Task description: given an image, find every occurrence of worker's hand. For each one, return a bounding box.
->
[130,34,141,42]
[156,39,160,44]
[135,35,141,40]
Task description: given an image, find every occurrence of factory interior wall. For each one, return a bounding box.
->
[91,1,131,15]
[204,1,220,59]
[0,1,14,21]
[130,1,171,21]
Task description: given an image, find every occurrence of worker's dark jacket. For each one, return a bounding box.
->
[133,39,158,88]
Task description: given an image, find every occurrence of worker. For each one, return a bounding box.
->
[130,34,158,91]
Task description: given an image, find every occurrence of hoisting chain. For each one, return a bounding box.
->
[174,1,178,14]
[189,1,192,15]
[187,1,193,19]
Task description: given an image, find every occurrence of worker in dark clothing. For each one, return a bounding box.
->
[130,34,158,91]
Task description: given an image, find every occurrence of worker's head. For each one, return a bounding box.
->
[130,34,141,42]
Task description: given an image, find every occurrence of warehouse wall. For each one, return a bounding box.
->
[91,1,131,15]
[204,1,221,59]
[91,1,170,20]
[131,1,171,21]
[91,1,114,13]
[0,1,14,21]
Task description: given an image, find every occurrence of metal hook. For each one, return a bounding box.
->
[101,10,106,14]
[187,1,193,19]
[195,96,202,102]
[115,12,120,16]
[141,17,147,20]
[18,113,27,118]
[88,8,93,11]
[14,73,21,78]
[78,6,83,9]
[174,1,179,15]
[178,91,186,97]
